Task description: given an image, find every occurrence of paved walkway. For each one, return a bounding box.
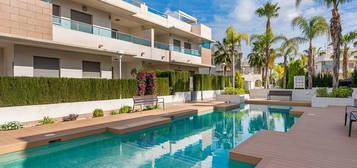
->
[230,106,357,168]
[0,101,222,154]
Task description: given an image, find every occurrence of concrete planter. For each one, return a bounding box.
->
[312,96,354,108]
[216,95,241,104]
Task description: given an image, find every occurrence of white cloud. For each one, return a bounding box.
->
[230,0,257,22]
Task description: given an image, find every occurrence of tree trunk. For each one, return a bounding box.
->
[283,55,288,89]
[265,46,270,89]
[262,67,265,87]
[342,45,349,79]
[331,5,342,88]
[308,40,313,89]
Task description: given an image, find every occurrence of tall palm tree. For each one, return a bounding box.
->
[296,0,352,88]
[292,16,329,89]
[340,32,357,79]
[224,26,249,88]
[251,28,286,88]
[276,38,302,88]
[248,39,265,82]
[213,41,231,76]
[255,2,280,88]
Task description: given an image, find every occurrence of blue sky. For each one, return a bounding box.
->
[143,0,357,62]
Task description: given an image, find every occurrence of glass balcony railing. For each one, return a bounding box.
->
[171,45,201,57]
[122,0,142,7]
[52,16,151,47]
[154,42,170,50]
[148,7,168,18]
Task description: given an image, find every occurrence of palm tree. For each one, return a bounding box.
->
[292,16,329,89]
[248,40,265,81]
[224,26,249,88]
[340,32,357,79]
[213,41,231,76]
[276,38,302,88]
[250,28,286,88]
[296,0,352,88]
[255,2,280,88]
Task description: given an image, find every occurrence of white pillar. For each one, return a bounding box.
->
[119,55,122,79]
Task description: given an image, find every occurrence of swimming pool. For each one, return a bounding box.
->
[0,104,300,168]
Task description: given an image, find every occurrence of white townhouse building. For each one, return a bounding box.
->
[0,0,214,79]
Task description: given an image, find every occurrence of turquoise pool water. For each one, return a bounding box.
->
[0,104,300,168]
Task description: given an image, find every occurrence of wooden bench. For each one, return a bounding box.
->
[133,95,165,111]
[267,90,292,101]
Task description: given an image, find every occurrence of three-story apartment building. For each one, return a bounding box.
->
[0,0,213,79]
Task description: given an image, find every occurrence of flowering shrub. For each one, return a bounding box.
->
[145,72,157,95]
[136,72,147,96]
[136,72,157,96]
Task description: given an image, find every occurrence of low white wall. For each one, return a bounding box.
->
[191,90,223,101]
[0,92,190,124]
[249,89,314,101]
[312,96,354,108]
[0,90,224,124]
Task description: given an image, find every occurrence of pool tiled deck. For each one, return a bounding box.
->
[230,106,357,168]
[0,101,222,155]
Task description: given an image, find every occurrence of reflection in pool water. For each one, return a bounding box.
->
[0,104,300,168]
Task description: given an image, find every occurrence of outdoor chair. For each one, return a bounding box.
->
[345,106,357,137]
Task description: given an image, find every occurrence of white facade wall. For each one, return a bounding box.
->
[13,45,113,79]
[0,48,4,76]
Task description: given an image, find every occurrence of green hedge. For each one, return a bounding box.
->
[155,70,190,94]
[0,77,137,107]
[156,78,170,96]
[193,74,231,91]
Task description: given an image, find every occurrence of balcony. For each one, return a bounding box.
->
[171,46,201,57]
[122,0,142,7]
[154,42,170,50]
[52,16,151,47]
[148,7,168,18]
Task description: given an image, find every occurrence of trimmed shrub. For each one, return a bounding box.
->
[0,77,137,107]
[235,71,245,89]
[156,78,170,96]
[352,69,357,87]
[155,70,190,94]
[1,121,23,131]
[287,60,305,89]
[38,116,55,125]
[316,88,328,97]
[313,73,333,87]
[223,87,246,95]
[193,74,231,91]
[144,104,160,111]
[62,114,79,122]
[119,106,132,113]
[316,87,353,98]
[92,109,104,118]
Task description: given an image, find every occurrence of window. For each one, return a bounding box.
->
[53,4,60,16]
[173,39,181,47]
[70,10,93,33]
[184,42,191,49]
[71,10,92,24]
[33,56,60,77]
[83,61,101,78]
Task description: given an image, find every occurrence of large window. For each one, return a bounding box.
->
[173,39,181,52]
[83,61,101,78]
[70,10,93,33]
[53,4,60,16]
[184,42,191,49]
[33,56,60,77]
